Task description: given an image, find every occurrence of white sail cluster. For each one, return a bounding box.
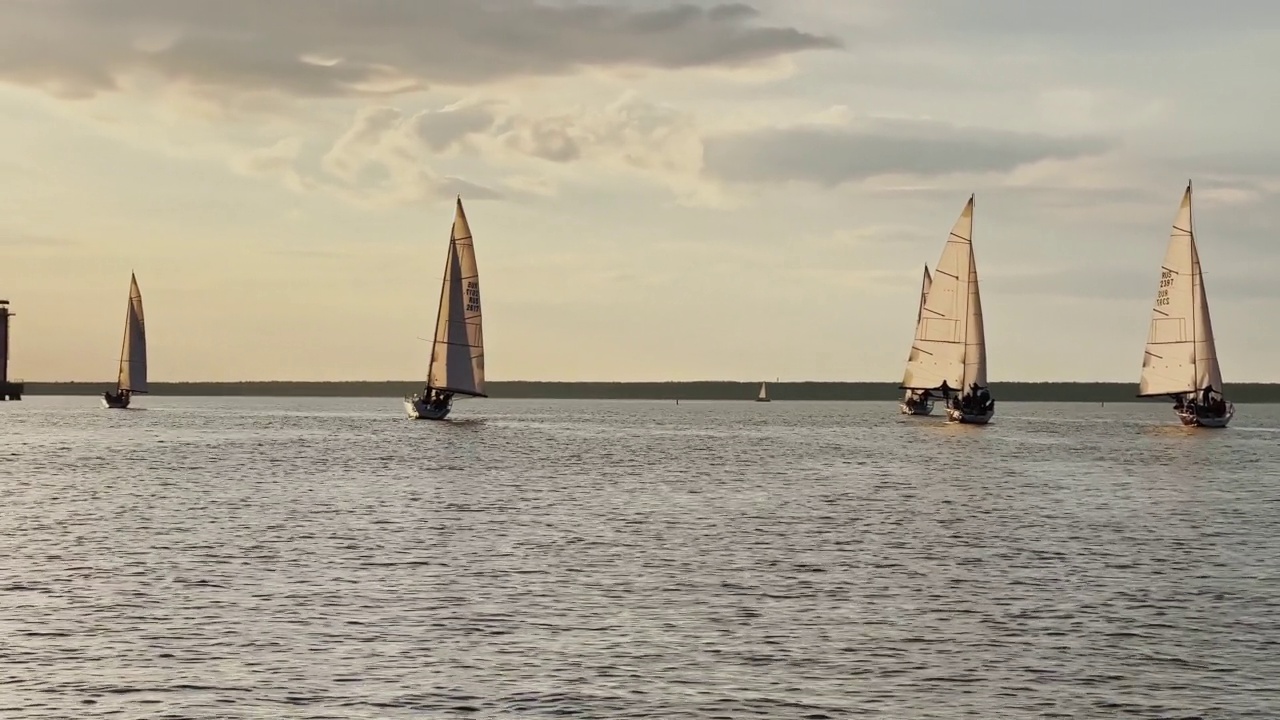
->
[901,197,987,396]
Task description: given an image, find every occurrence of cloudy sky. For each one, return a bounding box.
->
[2,0,1278,383]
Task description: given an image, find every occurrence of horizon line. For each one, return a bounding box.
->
[18,379,1280,386]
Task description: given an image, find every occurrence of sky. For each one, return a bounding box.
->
[2,0,1279,383]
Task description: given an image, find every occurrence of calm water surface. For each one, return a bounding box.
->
[2,397,1279,718]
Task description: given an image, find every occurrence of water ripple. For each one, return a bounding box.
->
[1,397,1278,717]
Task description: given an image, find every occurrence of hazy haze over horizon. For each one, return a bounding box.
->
[3,0,1278,383]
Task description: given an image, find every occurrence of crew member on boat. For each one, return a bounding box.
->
[905,389,931,411]
[428,389,453,411]
[953,383,994,415]
[1195,386,1227,417]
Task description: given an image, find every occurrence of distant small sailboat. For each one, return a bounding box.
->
[899,264,935,416]
[405,196,487,420]
[102,273,147,409]
[756,381,771,402]
[900,196,994,424]
[1138,181,1233,427]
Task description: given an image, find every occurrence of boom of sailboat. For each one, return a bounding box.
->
[85,182,1239,429]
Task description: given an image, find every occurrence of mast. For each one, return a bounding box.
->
[962,197,972,380]
[964,194,988,391]
[116,273,131,394]
[1187,179,1197,392]
[962,193,977,389]
[424,196,455,389]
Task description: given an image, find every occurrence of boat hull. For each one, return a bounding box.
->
[101,393,130,409]
[756,399,771,403]
[900,400,934,416]
[1176,402,1234,428]
[405,396,451,421]
[947,407,993,424]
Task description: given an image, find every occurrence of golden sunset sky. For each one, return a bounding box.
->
[2,0,1277,382]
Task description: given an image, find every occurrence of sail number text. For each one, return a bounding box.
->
[1155,270,1172,306]
[465,281,481,313]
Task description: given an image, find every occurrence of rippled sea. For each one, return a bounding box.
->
[2,397,1279,719]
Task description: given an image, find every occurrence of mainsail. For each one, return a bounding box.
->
[117,273,147,394]
[427,197,486,397]
[901,196,986,393]
[758,382,768,400]
[1138,182,1223,397]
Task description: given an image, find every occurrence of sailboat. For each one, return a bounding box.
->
[405,196,486,420]
[102,273,147,409]
[900,195,994,424]
[756,381,770,402]
[899,264,935,416]
[1138,181,1234,427]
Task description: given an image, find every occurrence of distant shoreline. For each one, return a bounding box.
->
[17,381,1280,402]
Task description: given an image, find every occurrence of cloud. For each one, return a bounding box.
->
[231,137,314,193]
[233,106,505,206]
[414,101,501,152]
[233,96,1125,208]
[320,106,408,183]
[875,0,1280,44]
[494,94,703,174]
[702,117,1112,185]
[502,116,584,163]
[0,0,840,100]
[231,94,723,205]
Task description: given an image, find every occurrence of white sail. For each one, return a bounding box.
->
[1139,182,1223,396]
[916,265,933,325]
[904,265,933,402]
[963,238,988,390]
[758,382,768,400]
[427,197,486,397]
[902,196,982,393]
[117,273,147,393]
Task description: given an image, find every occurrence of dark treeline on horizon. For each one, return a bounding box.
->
[20,381,1280,402]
